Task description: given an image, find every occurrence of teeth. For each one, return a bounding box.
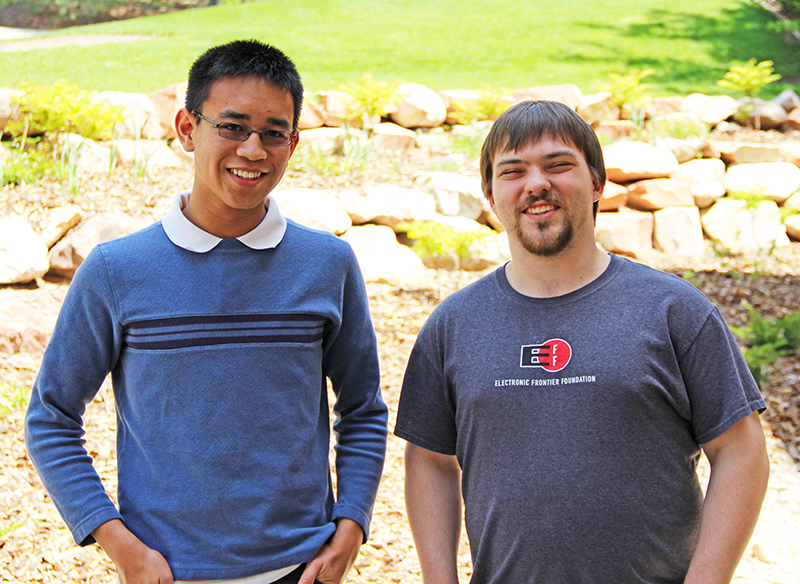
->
[526,205,556,215]
[231,169,262,179]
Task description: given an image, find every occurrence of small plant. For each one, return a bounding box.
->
[290,130,373,176]
[449,119,492,158]
[398,220,495,270]
[730,303,800,385]
[0,520,24,540]
[1,144,55,185]
[0,380,29,425]
[651,116,710,140]
[341,74,397,129]
[449,89,512,125]
[716,59,781,130]
[593,68,654,119]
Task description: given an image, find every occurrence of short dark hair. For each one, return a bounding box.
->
[185,39,304,129]
[480,100,605,216]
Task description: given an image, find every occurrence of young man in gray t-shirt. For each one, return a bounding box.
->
[395,100,769,584]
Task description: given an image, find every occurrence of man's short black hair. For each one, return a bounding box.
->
[185,39,304,129]
[480,100,606,217]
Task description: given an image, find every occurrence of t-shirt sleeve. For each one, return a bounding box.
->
[678,305,766,445]
[395,314,458,455]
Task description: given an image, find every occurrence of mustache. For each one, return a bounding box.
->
[517,192,562,209]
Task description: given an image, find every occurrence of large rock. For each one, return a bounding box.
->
[340,225,430,288]
[787,107,800,132]
[577,92,615,123]
[416,172,484,220]
[337,184,437,229]
[0,215,49,284]
[713,141,792,165]
[271,188,352,235]
[599,181,629,212]
[785,214,800,241]
[736,97,789,130]
[653,206,705,258]
[701,199,791,254]
[603,141,679,183]
[390,83,447,129]
[149,82,187,140]
[680,93,739,126]
[58,133,115,175]
[48,212,147,279]
[653,137,704,163]
[97,90,162,140]
[774,89,800,113]
[297,127,345,155]
[318,91,352,127]
[0,87,22,134]
[372,123,417,152]
[39,205,83,249]
[674,158,726,208]
[440,89,481,125]
[511,84,584,109]
[595,209,654,259]
[113,139,183,171]
[298,95,327,130]
[626,178,695,211]
[725,162,800,204]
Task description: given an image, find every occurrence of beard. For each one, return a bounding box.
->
[510,194,575,257]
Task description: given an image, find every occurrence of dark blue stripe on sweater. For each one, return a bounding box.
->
[126,331,324,350]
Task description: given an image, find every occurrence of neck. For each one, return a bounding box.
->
[505,241,610,298]
[183,197,268,239]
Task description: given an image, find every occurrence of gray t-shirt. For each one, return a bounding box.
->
[395,254,765,584]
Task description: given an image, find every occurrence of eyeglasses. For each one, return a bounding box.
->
[192,111,296,147]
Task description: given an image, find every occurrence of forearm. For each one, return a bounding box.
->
[685,413,769,584]
[404,443,463,584]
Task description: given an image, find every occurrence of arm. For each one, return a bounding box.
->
[404,443,463,584]
[299,518,363,584]
[93,520,173,584]
[684,412,769,584]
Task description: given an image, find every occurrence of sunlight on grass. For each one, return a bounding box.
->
[0,0,796,97]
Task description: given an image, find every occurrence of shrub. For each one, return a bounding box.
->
[398,220,494,269]
[341,74,398,129]
[593,68,654,119]
[731,303,800,385]
[716,59,781,129]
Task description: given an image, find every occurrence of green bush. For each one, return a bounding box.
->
[593,68,654,118]
[341,74,398,129]
[731,303,800,385]
[398,220,494,269]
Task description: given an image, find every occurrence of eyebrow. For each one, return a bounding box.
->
[216,109,292,130]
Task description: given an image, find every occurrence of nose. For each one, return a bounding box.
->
[236,131,268,160]
[524,168,551,195]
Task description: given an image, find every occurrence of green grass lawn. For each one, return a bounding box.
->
[0,0,797,98]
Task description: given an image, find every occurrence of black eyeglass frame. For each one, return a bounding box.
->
[191,110,296,147]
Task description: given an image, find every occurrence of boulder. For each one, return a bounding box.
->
[390,83,447,129]
[372,123,417,152]
[626,178,695,211]
[713,141,790,165]
[779,143,800,167]
[649,96,684,116]
[318,91,352,127]
[298,96,327,130]
[787,107,800,132]
[599,181,629,212]
[577,92,615,123]
[48,212,147,279]
[680,93,739,126]
[595,209,654,259]
[653,206,705,258]
[416,172,484,220]
[653,137,704,163]
[785,214,800,241]
[594,121,637,141]
[725,162,800,204]
[337,184,437,229]
[602,141,679,183]
[297,127,345,155]
[735,97,789,130]
[0,215,50,284]
[58,133,115,175]
[149,82,187,140]
[340,225,430,288]
[113,139,183,171]
[701,199,791,254]
[39,205,83,249]
[674,158,726,208]
[511,84,584,109]
[0,87,22,134]
[271,188,352,235]
[784,192,800,211]
[439,89,482,125]
[97,90,162,140]
[774,89,800,113]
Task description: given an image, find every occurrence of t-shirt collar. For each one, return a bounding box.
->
[161,192,287,253]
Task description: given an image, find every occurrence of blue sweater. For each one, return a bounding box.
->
[25,218,388,580]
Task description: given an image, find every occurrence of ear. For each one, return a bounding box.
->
[288,130,300,157]
[175,108,197,153]
[592,177,605,203]
[486,186,497,214]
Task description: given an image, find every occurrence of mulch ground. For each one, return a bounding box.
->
[1,150,799,582]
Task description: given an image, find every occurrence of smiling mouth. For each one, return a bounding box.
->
[524,204,558,215]
[230,169,263,179]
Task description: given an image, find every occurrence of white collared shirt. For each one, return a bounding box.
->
[161,192,288,253]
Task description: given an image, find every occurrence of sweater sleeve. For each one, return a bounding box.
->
[322,251,388,541]
[24,246,125,546]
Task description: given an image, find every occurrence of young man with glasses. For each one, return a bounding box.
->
[26,40,388,584]
[395,100,769,584]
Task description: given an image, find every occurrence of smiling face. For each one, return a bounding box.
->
[175,75,298,237]
[487,135,603,258]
